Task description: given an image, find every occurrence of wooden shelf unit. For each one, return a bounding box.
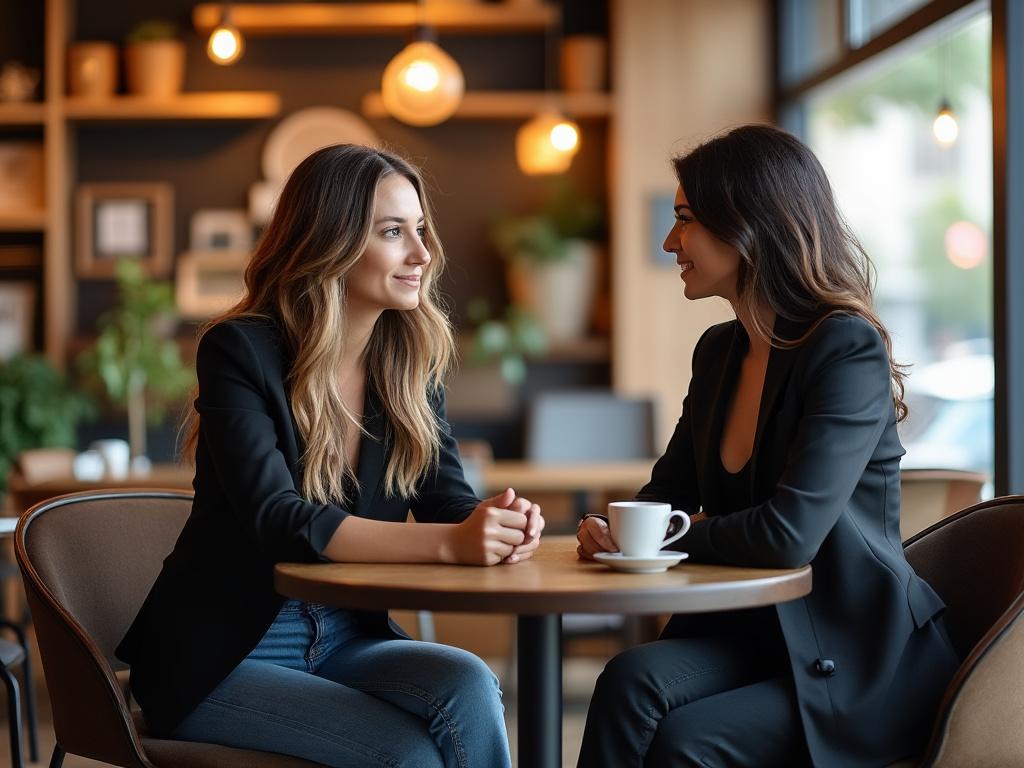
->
[0,103,47,125]
[192,2,557,36]
[63,92,281,121]
[361,90,613,121]
[0,211,49,231]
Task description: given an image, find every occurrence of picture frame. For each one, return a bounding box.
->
[0,281,37,361]
[175,250,250,319]
[190,208,253,252]
[75,182,173,279]
[648,192,679,267]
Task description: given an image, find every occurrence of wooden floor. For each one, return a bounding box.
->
[0,650,601,768]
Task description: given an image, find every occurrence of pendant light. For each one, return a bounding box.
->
[516,13,580,175]
[932,30,958,147]
[381,2,464,127]
[207,4,244,65]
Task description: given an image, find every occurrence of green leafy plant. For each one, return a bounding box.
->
[0,355,95,493]
[491,180,604,265]
[77,259,194,460]
[126,19,180,43]
[466,298,547,384]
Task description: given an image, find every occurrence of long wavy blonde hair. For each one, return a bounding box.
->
[673,124,909,421]
[181,144,456,504]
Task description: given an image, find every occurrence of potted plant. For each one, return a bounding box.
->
[0,355,94,494]
[124,19,185,98]
[492,180,604,344]
[466,298,547,385]
[77,259,194,465]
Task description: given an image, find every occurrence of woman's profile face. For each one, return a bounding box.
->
[663,185,741,304]
[346,173,431,316]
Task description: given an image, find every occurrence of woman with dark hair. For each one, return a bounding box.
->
[576,124,958,767]
[116,144,544,767]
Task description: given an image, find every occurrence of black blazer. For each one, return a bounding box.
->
[638,315,959,768]
[116,316,480,735]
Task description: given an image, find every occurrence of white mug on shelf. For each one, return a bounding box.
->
[607,501,691,558]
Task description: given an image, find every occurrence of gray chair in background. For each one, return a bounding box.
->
[525,390,657,465]
[16,490,323,768]
[525,390,658,651]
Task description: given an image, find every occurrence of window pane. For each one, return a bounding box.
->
[779,0,843,87]
[801,12,993,481]
[848,0,931,47]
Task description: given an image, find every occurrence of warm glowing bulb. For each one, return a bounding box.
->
[381,40,464,126]
[516,113,581,175]
[550,121,580,152]
[933,103,959,146]
[205,21,243,65]
[944,220,987,269]
[403,60,441,92]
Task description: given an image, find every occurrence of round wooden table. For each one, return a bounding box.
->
[275,536,812,768]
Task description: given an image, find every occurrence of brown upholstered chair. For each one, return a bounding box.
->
[886,494,1024,767]
[15,490,325,768]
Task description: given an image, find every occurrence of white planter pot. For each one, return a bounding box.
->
[125,40,185,98]
[506,239,599,344]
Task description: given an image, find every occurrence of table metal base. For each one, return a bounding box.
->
[517,614,562,768]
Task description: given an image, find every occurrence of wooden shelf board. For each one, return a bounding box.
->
[0,210,48,231]
[63,92,281,121]
[0,103,46,125]
[193,2,557,35]
[362,91,613,120]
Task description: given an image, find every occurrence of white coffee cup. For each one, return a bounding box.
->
[89,438,130,480]
[607,501,691,558]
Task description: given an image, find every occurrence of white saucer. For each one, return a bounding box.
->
[593,551,689,573]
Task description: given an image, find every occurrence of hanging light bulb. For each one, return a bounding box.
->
[516,112,581,175]
[381,33,464,127]
[207,5,244,65]
[933,100,959,146]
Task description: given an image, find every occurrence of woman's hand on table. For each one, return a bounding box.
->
[443,488,541,566]
[576,516,617,560]
[502,495,544,565]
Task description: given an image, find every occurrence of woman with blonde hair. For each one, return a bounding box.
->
[117,144,543,767]
[576,125,958,766]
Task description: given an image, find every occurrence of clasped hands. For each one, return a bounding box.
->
[445,487,545,566]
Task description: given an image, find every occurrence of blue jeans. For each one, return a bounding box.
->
[172,600,511,768]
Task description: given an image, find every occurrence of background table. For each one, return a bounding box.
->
[276,536,812,768]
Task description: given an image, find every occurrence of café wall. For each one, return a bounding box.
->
[610,0,772,446]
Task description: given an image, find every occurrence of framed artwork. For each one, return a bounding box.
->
[190,208,254,251]
[175,250,249,319]
[0,281,37,361]
[75,182,173,279]
[649,192,678,267]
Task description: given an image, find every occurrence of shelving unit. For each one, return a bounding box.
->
[192,2,557,35]
[5,0,611,374]
[361,90,613,120]
[0,211,49,231]
[0,103,46,125]
[63,92,281,121]
[0,0,284,368]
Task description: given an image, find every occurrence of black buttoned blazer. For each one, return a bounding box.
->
[639,314,959,768]
[116,316,479,735]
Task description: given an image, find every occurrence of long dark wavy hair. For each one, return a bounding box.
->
[672,124,908,421]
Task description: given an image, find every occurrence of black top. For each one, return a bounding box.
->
[115,316,480,735]
[637,315,959,768]
[716,456,752,515]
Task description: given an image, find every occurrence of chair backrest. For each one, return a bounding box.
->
[16,490,192,767]
[525,390,656,462]
[904,496,1024,767]
[900,469,988,541]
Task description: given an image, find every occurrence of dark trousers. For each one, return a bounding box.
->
[577,615,811,768]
